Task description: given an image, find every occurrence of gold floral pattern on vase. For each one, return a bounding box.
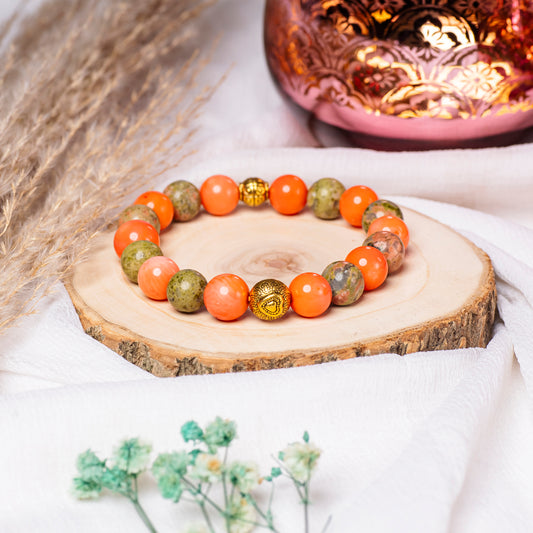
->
[264,0,533,145]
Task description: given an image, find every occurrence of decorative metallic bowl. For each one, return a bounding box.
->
[264,0,533,148]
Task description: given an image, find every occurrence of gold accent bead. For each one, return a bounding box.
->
[249,279,291,321]
[239,177,269,207]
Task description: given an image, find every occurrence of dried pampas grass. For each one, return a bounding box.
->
[0,0,217,331]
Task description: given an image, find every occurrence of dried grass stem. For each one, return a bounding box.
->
[0,0,217,331]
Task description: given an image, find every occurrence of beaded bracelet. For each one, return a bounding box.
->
[113,175,409,321]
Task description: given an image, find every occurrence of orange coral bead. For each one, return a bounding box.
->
[368,215,410,248]
[289,272,332,318]
[339,185,378,227]
[269,174,308,215]
[204,274,249,321]
[345,246,388,291]
[113,220,160,257]
[138,256,179,300]
[134,191,174,230]
[200,175,240,216]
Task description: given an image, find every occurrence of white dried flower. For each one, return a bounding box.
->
[189,453,222,484]
[280,441,321,483]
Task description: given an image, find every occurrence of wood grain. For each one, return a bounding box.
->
[66,206,496,376]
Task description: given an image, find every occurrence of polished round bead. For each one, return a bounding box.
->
[307,178,345,220]
[163,180,201,222]
[339,185,378,227]
[134,191,174,230]
[362,199,404,232]
[113,219,160,257]
[239,177,269,207]
[249,279,291,320]
[200,175,240,216]
[167,269,207,313]
[363,231,405,273]
[368,215,410,248]
[322,261,364,306]
[120,240,163,284]
[269,174,308,215]
[204,274,249,321]
[118,204,161,233]
[289,272,332,318]
[138,256,180,300]
[345,246,388,291]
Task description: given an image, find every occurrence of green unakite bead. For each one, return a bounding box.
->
[362,199,404,232]
[163,180,201,222]
[322,261,364,306]
[363,231,405,273]
[167,269,207,313]
[118,204,160,233]
[120,240,163,283]
[307,178,345,219]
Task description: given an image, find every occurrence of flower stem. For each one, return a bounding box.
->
[222,447,230,533]
[303,483,309,533]
[182,478,225,514]
[199,502,216,533]
[130,497,158,533]
[268,482,275,512]
[321,515,332,533]
[248,496,279,532]
[272,456,306,502]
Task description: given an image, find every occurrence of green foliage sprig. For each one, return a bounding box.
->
[72,417,328,533]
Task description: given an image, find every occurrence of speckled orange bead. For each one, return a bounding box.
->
[200,175,240,216]
[269,174,308,215]
[204,274,249,321]
[289,272,332,318]
[138,256,179,301]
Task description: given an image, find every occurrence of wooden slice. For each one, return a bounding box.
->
[66,206,496,377]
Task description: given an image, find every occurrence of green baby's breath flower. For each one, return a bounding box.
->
[264,466,282,481]
[228,496,256,533]
[112,438,152,475]
[76,450,106,481]
[72,441,158,532]
[189,453,222,484]
[156,472,184,502]
[228,461,260,494]
[101,466,132,496]
[152,452,190,503]
[181,420,204,442]
[72,450,106,500]
[72,476,102,500]
[152,451,190,479]
[271,467,282,478]
[188,449,202,463]
[280,441,321,484]
[204,417,237,452]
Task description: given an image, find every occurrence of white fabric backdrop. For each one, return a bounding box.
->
[2,1,533,532]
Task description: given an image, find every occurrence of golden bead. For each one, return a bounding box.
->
[249,279,291,321]
[239,177,269,207]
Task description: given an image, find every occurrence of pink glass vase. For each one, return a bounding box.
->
[264,0,533,149]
